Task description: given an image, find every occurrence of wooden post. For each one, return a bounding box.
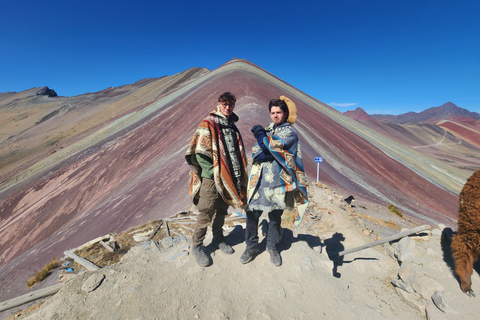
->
[0,283,63,312]
[64,250,100,271]
[331,225,431,258]
[164,220,170,237]
[147,222,163,241]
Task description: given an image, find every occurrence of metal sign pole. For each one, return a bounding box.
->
[315,156,323,184]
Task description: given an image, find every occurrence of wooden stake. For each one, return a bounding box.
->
[164,220,170,237]
[331,225,431,258]
[147,222,163,241]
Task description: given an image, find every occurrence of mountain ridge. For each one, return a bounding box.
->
[350,102,480,123]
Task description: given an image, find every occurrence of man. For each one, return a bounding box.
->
[185,92,248,267]
[241,96,308,267]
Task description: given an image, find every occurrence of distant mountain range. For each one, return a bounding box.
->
[344,102,480,124]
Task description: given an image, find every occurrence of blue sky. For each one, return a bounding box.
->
[1,0,479,115]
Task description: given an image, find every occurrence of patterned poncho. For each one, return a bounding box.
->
[247,122,308,229]
[185,106,248,208]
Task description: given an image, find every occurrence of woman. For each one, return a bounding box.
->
[241,96,308,266]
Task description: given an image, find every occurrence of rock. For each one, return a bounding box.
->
[391,278,413,293]
[395,287,427,315]
[161,236,174,248]
[393,237,415,263]
[431,290,456,313]
[410,275,445,300]
[426,303,451,320]
[377,259,390,270]
[411,231,430,241]
[82,273,105,293]
[398,264,417,283]
[35,86,58,97]
[383,243,396,260]
[130,240,161,254]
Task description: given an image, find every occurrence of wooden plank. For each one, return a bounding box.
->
[332,225,431,258]
[164,217,193,221]
[171,221,196,225]
[74,234,111,251]
[64,250,100,271]
[99,240,114,252]
[171,230,184,237]
[0,283,63,312]
[179,224,194,232]
[147,222,163,241]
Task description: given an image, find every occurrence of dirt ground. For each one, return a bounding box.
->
[4,183,480,320]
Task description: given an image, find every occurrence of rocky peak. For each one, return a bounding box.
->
[343,107,375,121]
[35,86,58,97]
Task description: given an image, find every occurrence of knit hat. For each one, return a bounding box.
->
[280,95,297,124]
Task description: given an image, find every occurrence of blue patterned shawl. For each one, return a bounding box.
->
[246,122,308,229]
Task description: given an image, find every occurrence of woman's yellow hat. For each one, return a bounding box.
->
[280,95,297,124]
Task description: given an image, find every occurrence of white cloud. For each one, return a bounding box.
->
[329,102,358,107]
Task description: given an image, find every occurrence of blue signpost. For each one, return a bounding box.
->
[315,156,323,183]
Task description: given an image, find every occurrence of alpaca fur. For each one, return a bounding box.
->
[452,169,480,296]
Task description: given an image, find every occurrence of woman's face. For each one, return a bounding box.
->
[270,106,286,126]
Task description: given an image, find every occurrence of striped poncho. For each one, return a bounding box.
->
[185,106,248,208]
[247,122,308,229]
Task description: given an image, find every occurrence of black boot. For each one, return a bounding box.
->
[267,247,282,267]
[191,245,211,267]
[213,236,234,255]
[240,246,259,264]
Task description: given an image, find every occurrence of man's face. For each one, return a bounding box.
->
[218,101,235,118]
[270,106,286,126]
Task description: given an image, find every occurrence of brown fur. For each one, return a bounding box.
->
[452,170,480,296]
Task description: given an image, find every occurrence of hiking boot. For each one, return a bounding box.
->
[218,241,234,254]
[213,236,234,255]
[240,246,259,264]
[267,247,282,267]
[191,245,211,267]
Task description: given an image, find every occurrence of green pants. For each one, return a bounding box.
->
[192,178,229,247]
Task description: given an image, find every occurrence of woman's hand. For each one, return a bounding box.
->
[251,125,266,138]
